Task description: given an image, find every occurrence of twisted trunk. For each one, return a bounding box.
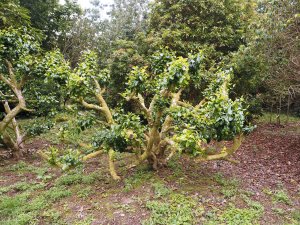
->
[0,60,27,158]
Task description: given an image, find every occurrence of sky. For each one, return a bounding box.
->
[59,0,114,9]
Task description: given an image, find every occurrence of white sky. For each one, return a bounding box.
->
[59,0,114,9]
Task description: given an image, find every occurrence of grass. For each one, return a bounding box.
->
[77,186,94,198]
[54,170,101,186]
[44,186,72,202]
[152,182,171,198]
[242,195,264,212]
[0,165,73,225]
[272,207,285,216]
[124,168,153,192]
[272,189,292,205]
[143,193,203,225]
[264,187,292,205]
[291,210,300,222]
[0,183,72,222]
[214,173,240,198]
[166,154,184,178]
[0,186,71,224]
[257,112,300,124]
[212,205,263,225]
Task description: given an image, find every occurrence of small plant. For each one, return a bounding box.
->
[9,161,28,171]
[0,186,11,195]
[55,172,83,186]
[152,182,171,198]
[272,189,292,205]
[242,195,264,212]
[291,210,300,222]
[214,173,239,198]
[207,204,263,225]
[124,169,153,192]
[272,207,285,216]
[143,193,200,225]
[77,187,94,198]
[42,209,62,223]
[42,146,83,171]
[25,119,55,136]
[43,186,72,202]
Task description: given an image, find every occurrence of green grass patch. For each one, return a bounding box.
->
[291,209,300,222]
[77,186,94,198]
[272,189,292,205]
[44,186,72,202]
[273,189,291,205]
[0,181,46,196]
[124,169,153,192]
[166,155,184,178]
[242,195,264,212]
[257,112,300,124]
[0,193,42,224]
[152,182,171,198]
[0,180,72,224]
[143,193,203,225]
[214,173,240,198]
[272,207,285,216]
[217,206,262,225]
[55,170,101,186]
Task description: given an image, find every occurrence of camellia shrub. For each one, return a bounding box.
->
[0,27,69,158]
[42,50,252,180]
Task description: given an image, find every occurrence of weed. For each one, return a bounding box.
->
[7,161,51,181]
[206,204,263,225]
[42,209,62,223]
[0,194,28,217]
[221,206,262,225]
[77,186,94,198]
[167,155,184,178]
[55,172,83,186]
[55,170,100,186]
[273,189,292,205]
[291,210,300,222]
[113,203,136,213]
[27,196,48,211]
[124,169,153,192]
[13,181,33,192]
[221,188,238,198]
[262,187,273,196]
[8,161,28,171]
[143,193,202,225]
[73,215,94,225]
[81,171,103,184]
[44,186,72,202]
[214,173,239,187]
[242,195,264,212]
[272,207,285,216]
[0,186,11,195]
[214,173,239,198]
[152,182,171,198]
[1,181,46,194]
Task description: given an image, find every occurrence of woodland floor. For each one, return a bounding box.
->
[0,120,300,224]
